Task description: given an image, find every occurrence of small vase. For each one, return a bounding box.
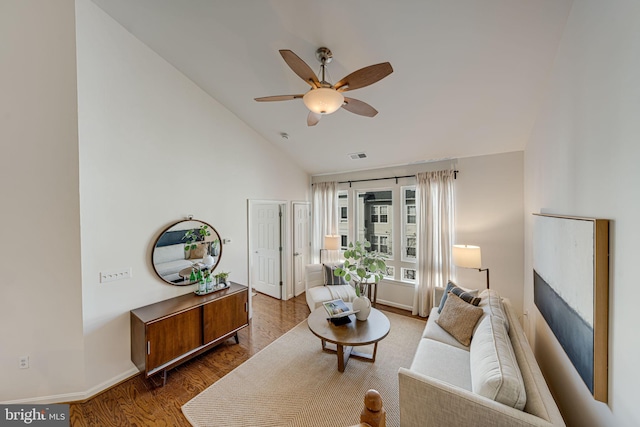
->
[352,296,371,321]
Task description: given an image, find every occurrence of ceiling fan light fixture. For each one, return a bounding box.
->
[303,87,344,115]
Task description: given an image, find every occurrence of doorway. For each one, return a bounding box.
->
[293,202,310,297]
[248,201,285,299]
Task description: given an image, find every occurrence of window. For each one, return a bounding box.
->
[406,237,417,257]
[371,205,389,223]
[338,190,349,250]
[371,234,391,255]
[343,186,417,284]
[407,205,416,224]
[402,186,417,262]
[357,190,393,258]
[402,267,416,283]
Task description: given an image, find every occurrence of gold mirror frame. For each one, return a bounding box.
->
[152,219,222,286]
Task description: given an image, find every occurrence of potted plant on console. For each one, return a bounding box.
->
[334,241,387,321]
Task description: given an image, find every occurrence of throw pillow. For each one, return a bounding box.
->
[189,242,207,259]
[436,292,484,346]
[323,263,348,286]
[437,281,481,313]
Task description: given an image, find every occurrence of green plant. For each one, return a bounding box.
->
[214,271,230,282]
[334,241,387,297]
[182,225,211,251]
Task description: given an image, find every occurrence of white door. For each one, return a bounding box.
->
[250,202,282,299]
[293,202,310,296]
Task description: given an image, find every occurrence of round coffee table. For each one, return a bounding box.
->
[307,304,390,372]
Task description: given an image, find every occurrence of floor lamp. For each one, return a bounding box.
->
[320,235,340,264]
[452,244,490,289]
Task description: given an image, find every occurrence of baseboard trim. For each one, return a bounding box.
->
[376,299,412,311]
[1,367,141,405]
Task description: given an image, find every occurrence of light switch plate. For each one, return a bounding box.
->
[100,268,132,283]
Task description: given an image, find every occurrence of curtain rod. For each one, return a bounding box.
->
[315,170,459,187]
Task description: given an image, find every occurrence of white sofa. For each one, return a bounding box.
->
[153,243,204,282]
[399,289,565,427]
[305,264,357,311]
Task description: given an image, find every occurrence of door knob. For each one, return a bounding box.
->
[294,252,300,256]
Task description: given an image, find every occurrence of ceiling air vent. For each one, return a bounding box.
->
[348,152,367,160]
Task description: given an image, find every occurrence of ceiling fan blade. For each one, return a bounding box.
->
[307,111,322,126]
[334,62,393,92]
[279,50,320,88]
[254,95,303,102]
[342,97,378,117]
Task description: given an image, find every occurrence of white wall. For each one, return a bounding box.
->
[0,0,85,402]
[524,1,640,426]
[0,0,309,403]
[312,151,524,312]
[76,0,309,396]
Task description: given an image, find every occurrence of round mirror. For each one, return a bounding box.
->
[152,219,222,285]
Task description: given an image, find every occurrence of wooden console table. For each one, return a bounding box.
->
[130,282,249,385]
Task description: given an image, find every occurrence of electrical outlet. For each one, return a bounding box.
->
[100,268,132,283]
[19,356,29,369]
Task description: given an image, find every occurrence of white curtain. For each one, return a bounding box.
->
[412,170,456,317]
[311,182,339,264]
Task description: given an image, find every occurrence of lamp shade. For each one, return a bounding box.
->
[452,245,482,269]
[303,88,344,114]
[324,235,341,250]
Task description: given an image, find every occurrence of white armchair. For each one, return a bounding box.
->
[305,264,357,311]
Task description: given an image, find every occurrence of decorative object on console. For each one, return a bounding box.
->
[533,213,609,403]
[452,244,490,289]
[152,218,223,286]
[334,241,387,321]
[214,271,230,285]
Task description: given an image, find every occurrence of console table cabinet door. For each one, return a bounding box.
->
[147,308,202,371]
[203,290,248,344]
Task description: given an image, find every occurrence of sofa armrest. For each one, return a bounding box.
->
[398,368,558,427]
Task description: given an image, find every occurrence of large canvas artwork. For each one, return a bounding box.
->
[532,213,609,402]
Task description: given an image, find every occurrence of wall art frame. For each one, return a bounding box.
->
[532,213,609,403]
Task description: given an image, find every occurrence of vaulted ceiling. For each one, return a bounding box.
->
[90,0,573,175]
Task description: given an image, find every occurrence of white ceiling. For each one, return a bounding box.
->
[89,0,573,175]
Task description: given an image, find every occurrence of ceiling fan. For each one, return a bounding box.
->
[255,47,393,126]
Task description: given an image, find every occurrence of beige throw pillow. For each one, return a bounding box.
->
[436,292,484,346]
[190,242,207,259]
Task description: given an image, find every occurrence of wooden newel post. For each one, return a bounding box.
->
[360,389,386,427]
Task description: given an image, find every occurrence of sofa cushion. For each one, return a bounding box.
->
[470,315,526,410]
[323,263,348,285]
[478,289,510,333]
[189,242,208,259]
[410,338,472,391]
[437,281,480,313]
[422,308,470,351]
[153,243,186,264]
[153,259,193,277]
[436,292,484,346]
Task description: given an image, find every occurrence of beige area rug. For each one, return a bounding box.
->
[182,312,425,427]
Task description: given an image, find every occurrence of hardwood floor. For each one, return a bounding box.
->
[69,292,421,426]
